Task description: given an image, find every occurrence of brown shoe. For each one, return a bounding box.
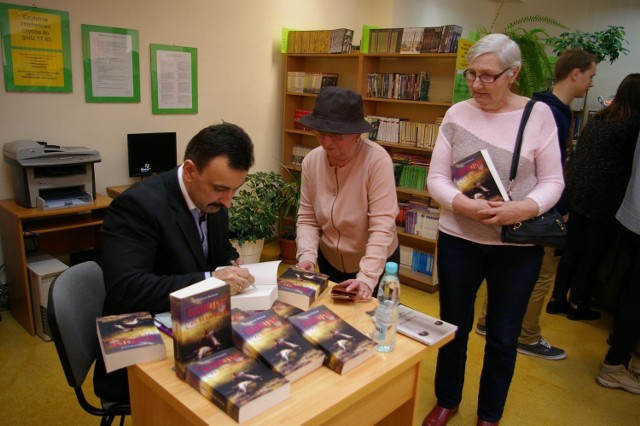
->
[422,404,458,426]
[477,420,499,426]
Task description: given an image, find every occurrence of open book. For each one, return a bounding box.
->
[216,260,281,311]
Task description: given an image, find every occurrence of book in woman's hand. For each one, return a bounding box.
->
[451,149,509,201]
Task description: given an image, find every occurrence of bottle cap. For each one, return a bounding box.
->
[385,261,398,274]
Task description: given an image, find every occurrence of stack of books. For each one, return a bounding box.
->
[400,245,435,276]
[287,72,339,94]
[366,71,431,101]
[293,109,312,130]
[286,28,354,54]
[367,25,463,54]
[291,144,312,167]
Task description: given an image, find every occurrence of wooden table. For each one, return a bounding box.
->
[0,195,112,334]
[128,289,452,425]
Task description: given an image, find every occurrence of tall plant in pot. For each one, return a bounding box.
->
[229,171,284,263]
[478,0,567,97]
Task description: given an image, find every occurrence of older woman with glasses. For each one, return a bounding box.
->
[295,86,399,301]
[423,34,564,426]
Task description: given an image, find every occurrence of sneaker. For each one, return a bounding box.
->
[630,354,640,374]
[475,323,487,336]
[596,363,640,394]
[517,337,567,360]
[545,298,570,314]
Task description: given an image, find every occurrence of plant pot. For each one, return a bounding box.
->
[231,239,265,264]
[278,237,297,265]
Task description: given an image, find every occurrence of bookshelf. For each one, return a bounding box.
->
[282,52,457,293]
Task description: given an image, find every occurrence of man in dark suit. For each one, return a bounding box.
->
[95,122,256,402]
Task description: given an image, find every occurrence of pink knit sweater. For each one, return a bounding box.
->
[297,139,399,289]
[427,100,564,245]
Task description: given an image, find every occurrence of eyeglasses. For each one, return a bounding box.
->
[463,68,511,84]
[315,130,344,142]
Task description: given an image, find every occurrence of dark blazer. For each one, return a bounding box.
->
[101,167,238,316]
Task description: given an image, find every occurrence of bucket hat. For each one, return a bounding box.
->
[299,87,373,134]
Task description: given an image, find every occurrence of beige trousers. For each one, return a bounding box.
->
[478,246,559,345]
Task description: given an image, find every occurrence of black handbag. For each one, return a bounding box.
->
[500,100,567,248]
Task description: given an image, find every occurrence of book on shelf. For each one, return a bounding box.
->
[232,309,325,383]
[287,71,339,94]
[400,27,425,54]
[328,28,354,54]
[277,267,329,310]
[288,305,377,375]
[185,346,290,424]
[286,28,354,54]
[293,110,312,131]
[97,312,166,373]
[450,149,509,202]
[216,260,281,311]
[170,277,232,379]
[396,304,457,346]
[291,144,313,167]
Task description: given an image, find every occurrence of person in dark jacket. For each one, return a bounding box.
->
[549,73,640,320]
[95,122,257,403]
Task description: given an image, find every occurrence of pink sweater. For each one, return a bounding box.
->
[297,139,399,289]
[427,100,564,245]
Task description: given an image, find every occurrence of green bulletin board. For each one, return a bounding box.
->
[81,24,140,103]
[0,2,72,92]
[150,44,198,114]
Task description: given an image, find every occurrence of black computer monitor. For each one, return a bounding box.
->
[127,132,177,178]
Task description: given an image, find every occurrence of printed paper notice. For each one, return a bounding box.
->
[89,32,134,97]
[156,50,193,109]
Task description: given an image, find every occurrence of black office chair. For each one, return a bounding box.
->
[48,261,130,426]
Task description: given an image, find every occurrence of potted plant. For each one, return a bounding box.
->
[478,1,567,97]
[547,25,629,64]
[229,171,285,263]
[277,173,301,264]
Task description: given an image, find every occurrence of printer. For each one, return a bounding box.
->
[3,140,101,209]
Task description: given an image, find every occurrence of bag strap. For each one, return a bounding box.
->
[507,99,537,198]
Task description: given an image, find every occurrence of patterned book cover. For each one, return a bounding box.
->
[185,347,290,424]
[277,267,329,310]
[450,149,509,202]
[288,305,377,374]
[270,300,303,319]
[169,277,232,379]
[233,309,325,383]
[96,311,165,373]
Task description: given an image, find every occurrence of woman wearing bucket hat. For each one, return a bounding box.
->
[296,86,399,301]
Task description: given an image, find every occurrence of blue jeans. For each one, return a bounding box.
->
[434,232,543,422]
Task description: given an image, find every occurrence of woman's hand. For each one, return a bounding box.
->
[478,198,539,225]
[340,279,373,302]
[452,194,495,221]
[212,267,255,295]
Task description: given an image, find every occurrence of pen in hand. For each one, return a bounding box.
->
[231,259,257,291]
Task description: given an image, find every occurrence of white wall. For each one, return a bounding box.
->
[0,0,393,201]
[0,0,638,265]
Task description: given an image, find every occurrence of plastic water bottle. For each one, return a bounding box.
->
[377,261,400,306]
[374,262,400,352]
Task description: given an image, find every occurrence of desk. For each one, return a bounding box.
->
[106,184,132,198]
[0,195,112,335]
[128,289,453,425]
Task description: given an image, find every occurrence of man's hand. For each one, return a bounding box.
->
[296,260,315,271]
[212,267,255,295]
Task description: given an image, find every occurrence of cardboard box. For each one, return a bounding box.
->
[27,254,68,341]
